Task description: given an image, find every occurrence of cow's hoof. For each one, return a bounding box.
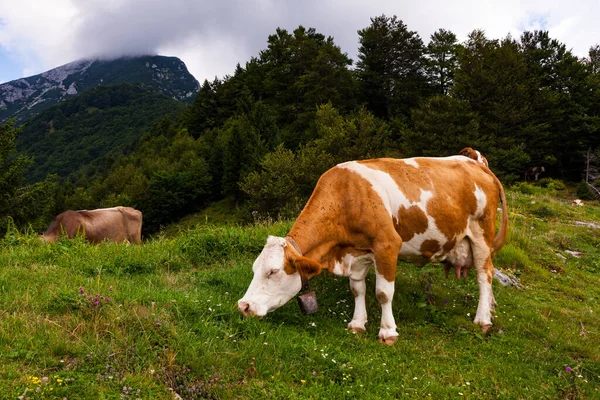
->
[378,335,398,346]
[481,324,493,335]
[377,328,398,345]
[347,321,366,333]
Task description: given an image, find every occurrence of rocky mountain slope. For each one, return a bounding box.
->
[0,55,199,123]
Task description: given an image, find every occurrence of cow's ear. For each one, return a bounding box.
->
[284,246,323,278]
[291,256,323,279]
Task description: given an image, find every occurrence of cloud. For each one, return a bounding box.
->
[1,0,600,84]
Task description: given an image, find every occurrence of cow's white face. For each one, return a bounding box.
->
[238,236,303,317]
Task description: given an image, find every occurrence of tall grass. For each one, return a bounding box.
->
[0,191,599,398]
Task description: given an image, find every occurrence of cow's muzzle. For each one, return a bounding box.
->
[238,301,256,317]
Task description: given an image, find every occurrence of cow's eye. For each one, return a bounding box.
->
[267,268,279,277]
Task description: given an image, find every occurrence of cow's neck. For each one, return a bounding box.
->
[287,208,338,272]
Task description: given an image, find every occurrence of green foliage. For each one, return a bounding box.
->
[17,83,186,183]
[356,15,428,119]
[240,105,390,217]
[537,178,566,191]
[426,28,459,95]
[0,120,56,235]
[511,181,542,195]
[577,181,596,200]
[403,95,480,157]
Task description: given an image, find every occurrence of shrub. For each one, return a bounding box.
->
[537,178,566,191]
[577,181,596,200]
[511,182,541,195]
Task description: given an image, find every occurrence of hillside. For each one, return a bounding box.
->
[0,187,598,398]
[16,83,186,183]
[0,55,199,124]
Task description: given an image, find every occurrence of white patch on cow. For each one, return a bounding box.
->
[332,253,374,277]
[338,162,411,218]
[474,184,487,216]
[449,155,476,163]
[239,236,302,316]
[475,150,485,164]
[403,158,419,168]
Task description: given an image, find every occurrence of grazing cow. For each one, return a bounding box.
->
[238,156,508,344]
[572,199,584,207]
[524,166,545,181]
[459,147,488,167]
[42,207,142,244]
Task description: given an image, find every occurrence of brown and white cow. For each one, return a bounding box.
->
[238,156,508,344]
[524,166,545,181]
[459,147,488,167]
[42,206,143,244]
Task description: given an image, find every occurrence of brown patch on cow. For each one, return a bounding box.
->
[376,289,389,304]
[420,239,441,259]
[350,286,359,298]
[396,205,428,242]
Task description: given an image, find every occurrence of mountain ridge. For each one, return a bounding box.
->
[0,55,200,123]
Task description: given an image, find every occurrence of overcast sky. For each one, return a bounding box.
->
[1,0,599,85]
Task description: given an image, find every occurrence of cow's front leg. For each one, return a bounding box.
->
[375,268,398,345]
[348,277,367,333]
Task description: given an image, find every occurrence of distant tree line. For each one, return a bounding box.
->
[3,15,600,235]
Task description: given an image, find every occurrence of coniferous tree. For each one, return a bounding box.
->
[403,95,480,157]
[453,31,535,180]
[426,29,459,95]
[0,120,56,234]
[356,15,428,119]
[521,31,600,178]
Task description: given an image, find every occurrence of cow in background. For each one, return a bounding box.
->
[42,207,142,244]
[239,156,508,343]
[459,147,489,167]
[524,166,545,181]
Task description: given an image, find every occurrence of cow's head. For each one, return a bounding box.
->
[238,236,322,317]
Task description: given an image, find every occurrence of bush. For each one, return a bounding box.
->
[537,178,566,191]
[531,204,555,218]
[576,181,596,201]
[511,182,541,195]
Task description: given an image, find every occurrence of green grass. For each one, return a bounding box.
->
[1,189,599,399]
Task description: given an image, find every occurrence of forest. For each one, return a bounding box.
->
[3,15,600,235]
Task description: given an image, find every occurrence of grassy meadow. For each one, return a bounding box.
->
[1,184,599,399]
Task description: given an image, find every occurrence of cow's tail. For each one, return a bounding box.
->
[491,172,508,255]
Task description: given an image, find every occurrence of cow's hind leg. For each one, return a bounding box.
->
[470,239,495,333]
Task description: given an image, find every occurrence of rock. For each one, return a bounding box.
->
[565,250,583,258]
[494,268,521,288]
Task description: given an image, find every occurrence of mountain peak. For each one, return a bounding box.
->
[0,55,199,123]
